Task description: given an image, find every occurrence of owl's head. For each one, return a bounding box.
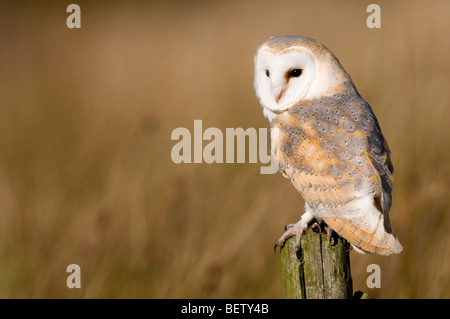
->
[254,36,355,121]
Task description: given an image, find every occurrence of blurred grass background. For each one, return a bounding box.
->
[0,0,449,298]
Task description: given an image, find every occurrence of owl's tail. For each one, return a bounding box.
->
[322,217,403,256]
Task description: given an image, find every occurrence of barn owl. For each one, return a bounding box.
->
[254,36,402,256]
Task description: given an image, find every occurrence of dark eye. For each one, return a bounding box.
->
[265,69,270,77]
[290,69,302,78]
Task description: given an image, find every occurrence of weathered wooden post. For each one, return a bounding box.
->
[280,231,353,299]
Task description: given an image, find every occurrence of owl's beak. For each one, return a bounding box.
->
[274,85,287,103]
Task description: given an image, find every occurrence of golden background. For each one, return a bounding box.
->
[0,0,449,298]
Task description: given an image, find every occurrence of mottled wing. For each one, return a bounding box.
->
[272,94,383,214]
[271,93,398,254]
[363,104,394,231]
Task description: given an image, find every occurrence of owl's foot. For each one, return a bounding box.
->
[311,220,339,246]
[274,211,314,256]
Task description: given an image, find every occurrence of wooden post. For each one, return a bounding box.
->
[280,232,353,299]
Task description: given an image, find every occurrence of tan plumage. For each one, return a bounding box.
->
[254,36,402,255]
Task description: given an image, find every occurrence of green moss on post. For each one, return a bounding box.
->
[280,233,305,299]
[280,232,353,299]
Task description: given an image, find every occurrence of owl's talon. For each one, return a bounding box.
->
[273,241,283,252]
[274,215,311,256]
[311,221,322,233]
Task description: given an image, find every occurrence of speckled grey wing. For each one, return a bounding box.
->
[272,92,394,227]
